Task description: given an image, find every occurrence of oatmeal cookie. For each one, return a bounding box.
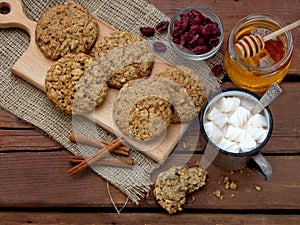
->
[113,77,176,141]
[36,1,99,60]
[90,31,154,89]
[154,66,207,123]
[45,53,108,114]
[153,166,207,214]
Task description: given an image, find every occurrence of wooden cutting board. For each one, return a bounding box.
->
[0,0,191,164]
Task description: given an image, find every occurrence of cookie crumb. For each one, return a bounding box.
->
[213,190,223,200]
[229,182,238,190]
[254,184,261,191]
[223,176,238,190]
[191,196,196,202]
[182,141,190,150]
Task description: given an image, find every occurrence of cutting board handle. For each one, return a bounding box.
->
[0,0,36,37]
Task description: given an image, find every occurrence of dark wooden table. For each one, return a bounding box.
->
[1,0,300,224]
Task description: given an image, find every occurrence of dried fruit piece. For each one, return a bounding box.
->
[211,64,223,76]
[153,41,167,53]
[192,45,210,54]
[140,26,155,37]
[156,21,169,32]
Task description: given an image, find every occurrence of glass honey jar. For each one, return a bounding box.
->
[224,14,293,93]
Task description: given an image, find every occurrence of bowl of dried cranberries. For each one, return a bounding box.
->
[168,6,224,60]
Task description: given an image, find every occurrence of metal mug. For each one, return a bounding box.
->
[199,88,273,180]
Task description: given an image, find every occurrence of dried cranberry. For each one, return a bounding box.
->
[179,16,190,30]
[209,37,219,47]
[140,27,155,37]
[203,17,212,25]
[189,24,202,35]
[172,38,180,45]
[188,34,199,46]
[192,45,210,54]
[153,41,167,53]
[174,19,182,27]
[155,21,169,32]
[201,24,214,36]
[190,10,204,24]
[212,22,221,36]
[171,26,184,38]
[211,64,224,76]
[179,34,186,46]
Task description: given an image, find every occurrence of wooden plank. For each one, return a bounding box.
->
[0,151,299,210]
[0,212,300,225]
[0,129,62,151]
[0,108,30,129]
[0,151,128,208]
[147,0,300,75]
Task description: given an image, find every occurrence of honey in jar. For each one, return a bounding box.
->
[224,14,293,93]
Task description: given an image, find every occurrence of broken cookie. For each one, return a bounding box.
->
[153,166,207,214]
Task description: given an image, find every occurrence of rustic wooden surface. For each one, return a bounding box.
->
[0,0,300,224]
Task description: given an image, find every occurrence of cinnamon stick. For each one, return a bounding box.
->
[68,138,123,176]
[69,155,133,168]
[69,133,130,156]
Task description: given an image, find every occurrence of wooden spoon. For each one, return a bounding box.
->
[234,19,300,58]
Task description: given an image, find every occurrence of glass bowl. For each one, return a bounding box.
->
[168,6,224,60]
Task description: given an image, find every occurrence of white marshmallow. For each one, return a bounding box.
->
[219,97,240,113]
[239,137,257,152]
[207,107,228,128]
[228,106,251,127]
[218,138,240,153]
[248,113,268,128]
[204,121,223,145]
[256,130,268,144]
[246,125,268,143]
[225,125,246,143]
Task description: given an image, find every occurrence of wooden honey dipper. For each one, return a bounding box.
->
[234,19,300,58]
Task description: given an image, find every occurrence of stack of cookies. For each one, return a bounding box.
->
[38,1,154,115]
[113,67,207,141]
[37,1,207,141]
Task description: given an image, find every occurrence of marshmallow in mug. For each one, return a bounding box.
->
[204,96,268,153]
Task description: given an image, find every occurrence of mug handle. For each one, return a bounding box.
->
[250,153,273,180]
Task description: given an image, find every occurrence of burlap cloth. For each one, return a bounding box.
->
[0,0,224,205]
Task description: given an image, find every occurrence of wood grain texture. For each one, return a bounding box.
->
[0,151,300,210]
[0,212,299,225]
[0,108,30,129]
[0,0,300,222]
[0,129,62,151]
